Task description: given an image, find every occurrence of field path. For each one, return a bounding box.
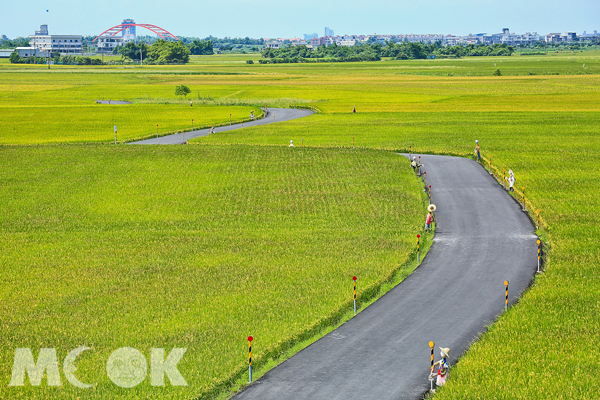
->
[234,154,538,400]
[129,108,312,144]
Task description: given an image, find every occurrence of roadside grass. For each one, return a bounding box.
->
[0,144,426,399]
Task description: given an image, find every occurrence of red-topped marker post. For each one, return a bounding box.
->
[353,276,357,314]
[428,185,432,204]
[248,335,253,382]
[417,234,421,263]
[156,124,158,138]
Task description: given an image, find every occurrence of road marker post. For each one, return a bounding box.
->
[114,125,117,144]
[537,240,541,273]
[428,185,432,205]
[353,137,355,149]
[504,280,509,311]
[418,156,422,176]
[273,114,275,122]
[503,169,507,190]
[522,187,526,211]
[429,341,435,391]
[353,276,357,314]
[423,171,427,190]
[489,156,492,174]
[536,209,541,231]
[302,138,304,146]
[248,336,253,382]
[230,114,232,125]
[156,124,158,138]
[417,234,421,263]
[409,146,412,160]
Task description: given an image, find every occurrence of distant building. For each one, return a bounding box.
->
[292,41,309,47]
[303,33,318,41]
[266,40,281,49]
[122,19,136,42]
[97,35,124,53]
[35,24,48,35]
[545,33,562,43]
[324,27,334,37]
[311,37,326,47]
[28,25,82,55]
[0,48,15,58]
[340,39,356,46]
[16,47,41,57]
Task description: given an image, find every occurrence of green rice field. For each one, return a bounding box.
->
[1,52,599,398]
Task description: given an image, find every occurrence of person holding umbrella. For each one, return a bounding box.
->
[474,140,481,162]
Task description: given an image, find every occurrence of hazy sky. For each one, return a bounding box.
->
[2,0,599,39]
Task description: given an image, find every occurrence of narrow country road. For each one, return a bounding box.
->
[129,108,313,144]
[234,154,538,400]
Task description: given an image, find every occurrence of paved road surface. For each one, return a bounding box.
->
[129,108,313,145]
[235,154,538,400]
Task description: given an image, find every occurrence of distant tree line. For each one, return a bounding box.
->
[9,51,102,65]
[0,37,29,49]
[261,41,516,63]
[117,40,191,63]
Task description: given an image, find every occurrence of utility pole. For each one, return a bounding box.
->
[140,48,142,67]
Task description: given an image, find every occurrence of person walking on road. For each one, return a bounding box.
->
[251,110,254,121]
[352,105,356,113]
[475,140,481,162]
[508,169,515,192]
[289,140,294,147]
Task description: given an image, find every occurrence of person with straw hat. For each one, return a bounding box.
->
[429,347,450,387]
[425,204,436,231]
[475,140,481,162]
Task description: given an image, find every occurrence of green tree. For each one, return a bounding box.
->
[493,69,502,76]
[9,51,20,64]
[175,85,191,98]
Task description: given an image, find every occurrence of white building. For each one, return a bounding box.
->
[16,47,48,57]
[0,49,14,58]
[97,36,124,53]
[29,34,82,54]
[266,41,281,49]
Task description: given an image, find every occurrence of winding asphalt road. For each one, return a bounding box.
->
[130,108,312,144]
[235,154,538,400]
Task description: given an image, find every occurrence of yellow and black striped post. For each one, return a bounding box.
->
[536,209,541,231]
[429,341,435,391]
[248,335,253,382]
[428,185,432,205]
[409,145,412,160]
[489,156,492,174]
[504,280,509,311]
[417,234,421,263]
[537,240,541,273]
[522,187,526,211]
[503,169,507,190]
[156,124,159,138]
[423,171,427,190]
[353,276,357,314]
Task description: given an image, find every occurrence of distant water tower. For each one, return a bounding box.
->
[122,19,136,42]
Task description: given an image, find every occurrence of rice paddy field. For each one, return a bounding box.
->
[1,51,599,398]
